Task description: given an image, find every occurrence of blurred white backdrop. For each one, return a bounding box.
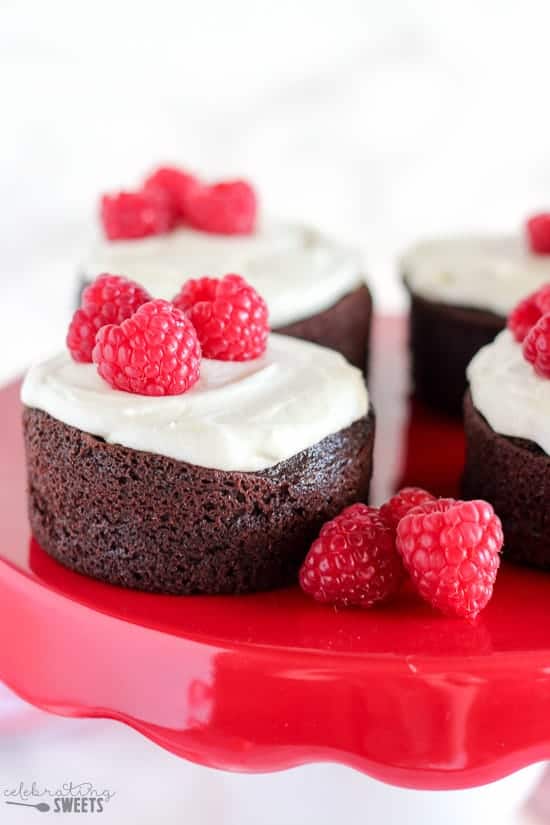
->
[2,3,550,822]
[3,0,550,381]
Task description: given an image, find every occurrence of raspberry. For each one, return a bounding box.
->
[299,503,405,609]
[142,166,199,223]
[173,273,269,361]
[172,276,219,312]
[507,284,550,342]
[523,313,550,378]
[526,213,550,254]
[185,180,257,235]
[396,498,503,619]
[93,299,201,396]
[100,191,173,240]
[67,274,151,363]
[379,487,435,530]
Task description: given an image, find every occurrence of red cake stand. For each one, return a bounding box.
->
[1,319,549,822]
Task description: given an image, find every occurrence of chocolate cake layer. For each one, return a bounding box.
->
[78,280,372,373]
[462,391,550,568]
[404,278,504,417]
[276,284,372,373]
[24,407,375,594]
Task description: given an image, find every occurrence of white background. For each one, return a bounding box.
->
[2,2,550,821]
[3,0,550,382]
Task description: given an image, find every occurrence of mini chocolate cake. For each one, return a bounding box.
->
[22,333,372,594]
[463,392,550,568]
[463,324,550,569]
[401,235,550,417]
[24,409,373,593]
[405,284,503,416]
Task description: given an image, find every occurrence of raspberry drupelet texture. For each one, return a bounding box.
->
[523,313,550,378]
[379,487,436,531]
[526,213,550,255]
[299,503,405,608]
[92,299,201,396]
[67,274,151,363]
[142,166,199,223]
[173,273,269,361]
[185,180,257,235]
[508,284,550,342]
[172,276,219,312]
[100,191,173,240]
[396,498,503,619]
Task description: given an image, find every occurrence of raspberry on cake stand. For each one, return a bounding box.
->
[0,320,548,825]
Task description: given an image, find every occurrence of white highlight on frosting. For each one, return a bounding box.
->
[467,329,550,455]
[82,219,364,328]
[21,335,369,472]
[402,235,550,316]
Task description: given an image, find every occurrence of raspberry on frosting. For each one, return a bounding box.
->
[173,273,269,361]
[101,191,173,240]
[142,166,199,223]
[508,283,550,342]
[299,503,405,608]
[396,498,503,619]
[93,299,201,396]
[523,313,550,378]
[526,213,550,255]
[100,167,257,239]
[67,274,151,363]
[185,180,257,235]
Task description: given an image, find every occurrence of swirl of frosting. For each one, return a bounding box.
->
[468,329,550,455]
[22,334,369,472]
[82,219,364,328]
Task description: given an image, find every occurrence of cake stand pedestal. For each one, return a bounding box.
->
[1,319,549,825]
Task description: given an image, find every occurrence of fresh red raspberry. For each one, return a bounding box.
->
[185,180,257,235]
[379,487,436,530]
[523,313,550,378]
[526,213,550,254]
[67,274,151,363]
[142,166,199,223]
[100,191,173,240]
[299,503,405,609]
[507,284,550,342]
[173,274,269,361]
[93,299,201,396]
[396,498,503,619]
[172,276,219,312]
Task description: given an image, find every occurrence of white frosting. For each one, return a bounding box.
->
[82,219,364,328]
[467,329,550,455]
[402,235,550,316]
[21,335,369,472]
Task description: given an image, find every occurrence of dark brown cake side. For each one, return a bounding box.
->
[24,408,374,594]
[277,284,372,374]
[404,277,504,417]
[462,391,550,568]
[78,279,372,374]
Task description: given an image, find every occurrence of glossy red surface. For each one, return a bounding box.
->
[2,318,550,790]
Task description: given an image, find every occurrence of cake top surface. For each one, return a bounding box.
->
[21,333,369,472]
[83,219,364,328]
[467,328,550,455]
[402,235,550,317]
